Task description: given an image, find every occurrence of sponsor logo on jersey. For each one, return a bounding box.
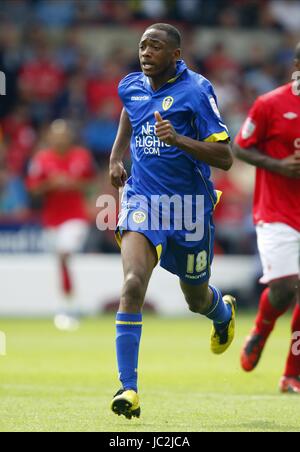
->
[135,122,171,156]
[241,117,256,139]
[131,95,150,101]
[162,96,174,111]
[283,112,298,120]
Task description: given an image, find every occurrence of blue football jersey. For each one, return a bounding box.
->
[118,60,229,214]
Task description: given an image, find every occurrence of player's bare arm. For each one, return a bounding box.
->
[29,174,93,196]
[109,108,132,189]
[28,177,63,196]
[155,111,233,171]
[58,176,96,192]
[233,144,300,179]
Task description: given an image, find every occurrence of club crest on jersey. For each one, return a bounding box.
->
[133,211,147,224]
[162,96,174,111]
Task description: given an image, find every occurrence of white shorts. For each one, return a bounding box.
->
[43,219,89,254]
[256,222,300,284]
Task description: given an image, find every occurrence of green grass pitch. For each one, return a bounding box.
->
[0,313,299,432]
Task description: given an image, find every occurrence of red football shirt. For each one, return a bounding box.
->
[27,147,94,227]
[235,83,300,231]
[19,60,65,101]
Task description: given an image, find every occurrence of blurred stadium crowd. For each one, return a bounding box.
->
[0,0,299,254]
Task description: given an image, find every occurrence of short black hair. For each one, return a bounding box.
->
[296,42,300,60]
[146,23,181,48]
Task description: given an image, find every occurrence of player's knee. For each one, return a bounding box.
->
[269,280,298,310]
[188,302,201,314]
[60,253,70,263]
[121,272,146,310]
[186,298,197,313]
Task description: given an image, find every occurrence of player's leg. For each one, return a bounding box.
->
[241,222,299,372]
[119,231,157,314]
[112,231,158,419]
[280,294,300,394]
[162,213,236,355]
[54,220,89,331]
[53,252,80,330]
[241,277,298,372]
[180,279,236,354]
[60,253,73,297]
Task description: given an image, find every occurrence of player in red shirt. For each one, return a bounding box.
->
[27,120,95,330]
[234,43,300,393]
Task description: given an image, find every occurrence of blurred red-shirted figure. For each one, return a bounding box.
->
[234,43,300,394]
[27,120,95,330]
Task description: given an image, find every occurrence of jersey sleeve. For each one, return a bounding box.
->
[193,79,230,143]
[235,97,268,149]
[118,72,140,105]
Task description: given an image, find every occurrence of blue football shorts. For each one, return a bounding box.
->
[115,189,216,286]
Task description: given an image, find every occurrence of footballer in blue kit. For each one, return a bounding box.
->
[109,23,237,419]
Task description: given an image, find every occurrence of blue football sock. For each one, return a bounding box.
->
[205,286,232,329]
[115,312,142,393]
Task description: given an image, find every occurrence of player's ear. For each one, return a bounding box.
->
[173,48,181,60]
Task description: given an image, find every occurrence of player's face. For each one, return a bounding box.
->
[48,129,73,153]
[139,29,180,78]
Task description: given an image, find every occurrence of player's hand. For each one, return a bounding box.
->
[277,154,300,178]
[154,111,178,146]
[109,159,128,189]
